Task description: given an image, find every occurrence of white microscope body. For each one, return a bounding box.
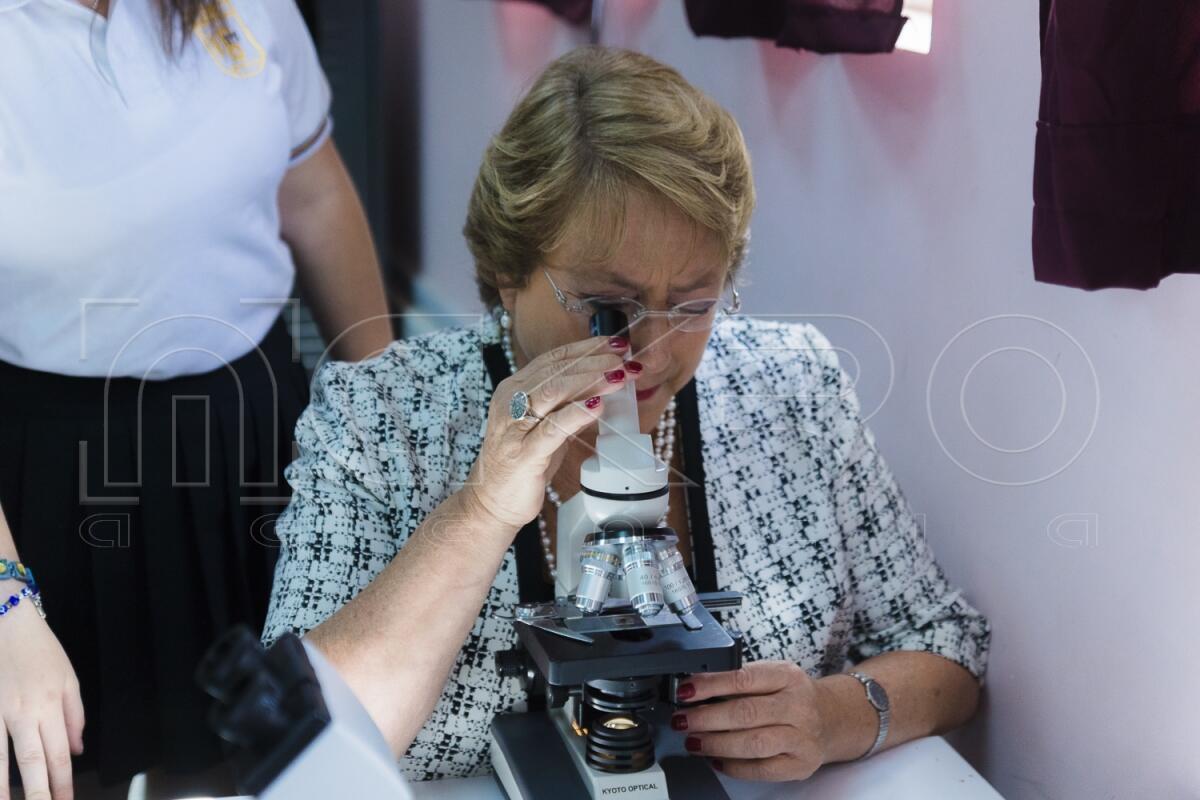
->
[491,311,740,800]
[553,366,669,602]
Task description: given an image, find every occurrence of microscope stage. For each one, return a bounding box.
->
[514,602,741,687]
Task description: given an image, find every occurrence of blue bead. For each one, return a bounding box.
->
[8,595,17,606]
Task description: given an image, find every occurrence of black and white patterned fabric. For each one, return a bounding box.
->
[262,311,991,781]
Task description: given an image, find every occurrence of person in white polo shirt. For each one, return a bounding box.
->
[0,0,393,797]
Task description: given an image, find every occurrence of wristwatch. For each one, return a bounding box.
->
[846,671,890,760]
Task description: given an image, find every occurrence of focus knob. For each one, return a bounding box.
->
[495,648,527,680]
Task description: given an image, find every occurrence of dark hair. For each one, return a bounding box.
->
[157,0,230,54]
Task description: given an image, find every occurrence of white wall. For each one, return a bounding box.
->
[411,2,1200,797]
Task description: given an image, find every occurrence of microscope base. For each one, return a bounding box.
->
[491,712,588,799]
[550,705,669,800]
[491,711,729,800]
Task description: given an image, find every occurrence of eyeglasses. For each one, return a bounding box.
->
[542,269,742,333]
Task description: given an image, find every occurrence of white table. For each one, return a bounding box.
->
[129,735,1001,800]
[412,736,1003,800]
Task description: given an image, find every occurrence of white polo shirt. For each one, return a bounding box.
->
[0,0,331,378]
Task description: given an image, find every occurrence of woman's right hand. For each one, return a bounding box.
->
[0,599,85,800]
[463,333,633,530]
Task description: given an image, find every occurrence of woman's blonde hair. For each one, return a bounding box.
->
[465,46,755,309]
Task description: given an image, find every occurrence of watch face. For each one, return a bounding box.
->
[866,680,889,711]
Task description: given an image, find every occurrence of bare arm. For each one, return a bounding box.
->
[0,504,86,800]
[278,137,393,362]
[304,487,518,757]
[0,503,18,562]
[678,651,981,781]
[286,335,631,757]
[816,651,980,763]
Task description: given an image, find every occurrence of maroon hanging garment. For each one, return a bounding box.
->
[493,0,592,25]
[1033,0,1200,290]
[684,0,908,55]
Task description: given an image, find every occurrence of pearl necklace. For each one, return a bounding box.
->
[498,308,676,580]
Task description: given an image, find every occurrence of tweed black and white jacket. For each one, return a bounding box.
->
[262,311,991,782]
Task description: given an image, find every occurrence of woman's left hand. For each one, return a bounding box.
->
[672,661,830,782]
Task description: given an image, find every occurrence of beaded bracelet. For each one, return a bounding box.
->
[0,559,35,586]
[0,585,44,620]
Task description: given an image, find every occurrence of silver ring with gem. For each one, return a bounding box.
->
[509,390,544,423]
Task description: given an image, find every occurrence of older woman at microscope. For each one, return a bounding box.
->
[262,46,991,783]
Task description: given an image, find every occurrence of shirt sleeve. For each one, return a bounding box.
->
[262,358,407,646]
[801,325,993,686]
[262,0,333,166]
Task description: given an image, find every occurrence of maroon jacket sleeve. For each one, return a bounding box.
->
[684,0,907,55]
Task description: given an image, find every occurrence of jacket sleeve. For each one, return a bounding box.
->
[801,324,992,685]
[261,355,417,646]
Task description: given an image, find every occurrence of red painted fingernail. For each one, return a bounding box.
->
[585,396,601,409]
[608,336,628,349]
[670,714,688,731]
[676,683,695,701]
[604,369,625,383]
[685,736,702,753]
[711,759,723,772]
[625,360,643,373]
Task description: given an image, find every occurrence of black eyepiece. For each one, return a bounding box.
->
[589,307,629,338]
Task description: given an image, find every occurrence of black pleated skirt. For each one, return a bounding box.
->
[0,315,309,787]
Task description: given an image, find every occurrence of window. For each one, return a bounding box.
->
[896,0,933,54]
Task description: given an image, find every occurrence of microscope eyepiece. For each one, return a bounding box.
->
[196,626,331,795]
[589,306,630,338]
[195,625,268,704]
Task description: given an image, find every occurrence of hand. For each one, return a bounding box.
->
[0,599,85,800]
[463,334,632,530]
[672,661,829,782]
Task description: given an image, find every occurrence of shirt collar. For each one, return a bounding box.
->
[0,0,35,11]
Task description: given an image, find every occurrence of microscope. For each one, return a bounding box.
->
[196,626,414,799]
[489,308,744,800]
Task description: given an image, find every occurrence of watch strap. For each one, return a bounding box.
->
[846,671,889,760]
